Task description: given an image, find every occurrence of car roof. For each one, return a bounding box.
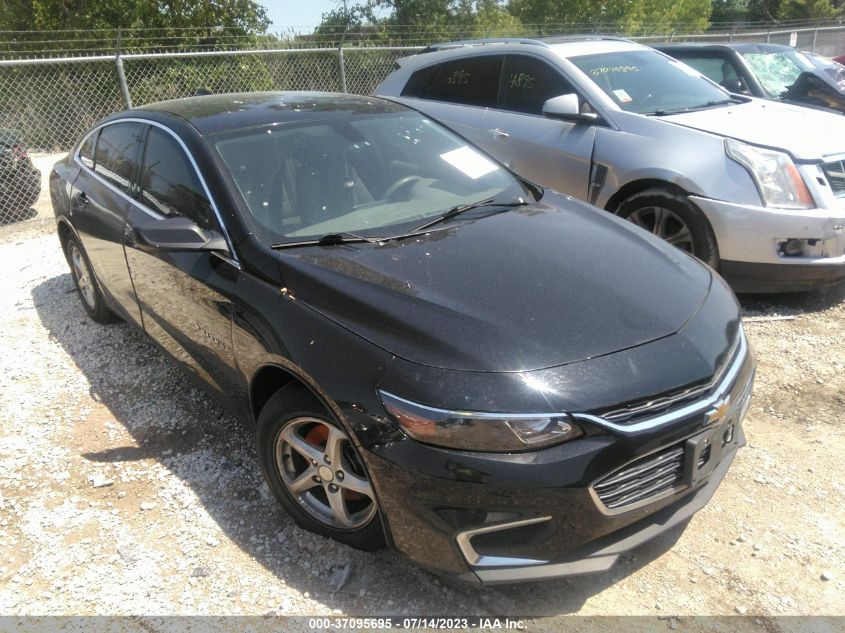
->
[134,91,409,135]
[397,36,648,71]
[656,42,793,54]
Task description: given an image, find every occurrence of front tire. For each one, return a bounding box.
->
[257,386,385,551]
[64,235,117,324]
[617,188,719,268]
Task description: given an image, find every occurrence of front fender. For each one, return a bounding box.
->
[591,114,761,209]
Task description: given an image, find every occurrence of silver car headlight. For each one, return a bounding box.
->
[725,139,814,209]
[378,390,583,452]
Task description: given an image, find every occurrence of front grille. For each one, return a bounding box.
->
[593,445,685,511]
[822,160,845,198]
[597,332,742,424]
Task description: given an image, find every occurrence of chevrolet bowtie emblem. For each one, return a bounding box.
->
[705,395,732,425]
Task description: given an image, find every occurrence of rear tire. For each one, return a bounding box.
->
[64,235,117,324]
[257,385,385,551]
[617,188,719,269]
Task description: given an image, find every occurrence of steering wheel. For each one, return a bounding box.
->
[384,175,423,202]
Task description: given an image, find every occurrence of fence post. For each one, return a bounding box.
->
[115,55,133,109]
[766,30,771,43]
[338,43,348,93]
[812,28,818,52]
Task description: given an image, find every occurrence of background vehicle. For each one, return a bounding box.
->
[376,37,845,292]
[50,92,753,584]
[657,43,845,115]
[0,127,40,222]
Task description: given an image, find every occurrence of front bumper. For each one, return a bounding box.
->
[361,331,754,584]
[689,194,845,292]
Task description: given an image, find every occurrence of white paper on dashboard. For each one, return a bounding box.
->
[440,146,498,179]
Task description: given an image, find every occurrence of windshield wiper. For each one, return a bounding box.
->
[271,231,377,250]
[412,195,528,233]
[650,98,740,116]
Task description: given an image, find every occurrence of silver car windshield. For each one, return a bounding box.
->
[570,49,730,115]
[214,112,522,242]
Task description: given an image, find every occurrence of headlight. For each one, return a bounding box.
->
[378,390,583,452]
[725,139,814,209]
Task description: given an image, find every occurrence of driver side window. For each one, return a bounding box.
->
[139,127,213,230]
[499,55,579,115]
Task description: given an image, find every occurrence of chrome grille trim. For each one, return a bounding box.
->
[598,331,743,423]
[456,516,552,568]
[822,160,845,198]
[593,446,685,510]
[572,328,749,435]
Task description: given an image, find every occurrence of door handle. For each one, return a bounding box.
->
[77,191,89,206]
[489,128,510,139]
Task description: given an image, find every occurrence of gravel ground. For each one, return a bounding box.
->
[0,198,843,627]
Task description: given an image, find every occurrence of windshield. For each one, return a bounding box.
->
[214,112,525,243]
[740,49,814,97]
[569,49,729,114]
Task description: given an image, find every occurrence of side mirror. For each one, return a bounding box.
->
[542,94,601,124]
[719,78,746,94]
[132,216,229,253]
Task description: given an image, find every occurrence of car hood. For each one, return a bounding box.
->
[276,194,712,372]
[662,99,845,160]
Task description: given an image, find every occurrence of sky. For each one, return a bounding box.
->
[262,0,351,32]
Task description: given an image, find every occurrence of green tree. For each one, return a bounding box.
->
[0,0,269,49]
[508,0,712,34]
[779,0,838,18]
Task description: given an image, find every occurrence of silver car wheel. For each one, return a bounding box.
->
[626,206,694,252]
[70,243,96,309]
[274,417,377,530]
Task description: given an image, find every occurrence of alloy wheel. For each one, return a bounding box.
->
[626,206,694,252]
[70,243,96,309]
[274,417,377,530]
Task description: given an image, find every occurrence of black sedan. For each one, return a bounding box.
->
[656,43,845,115]
[50,92,754,583]
[1,127,41,221]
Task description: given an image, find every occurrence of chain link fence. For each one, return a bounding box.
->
[1,24,844,227]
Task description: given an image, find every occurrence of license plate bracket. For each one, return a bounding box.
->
[684,417,740,487]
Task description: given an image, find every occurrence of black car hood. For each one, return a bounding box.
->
[784,69,845,115]
[276,194,712,372]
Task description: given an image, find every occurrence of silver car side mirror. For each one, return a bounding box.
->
[543,94,602,125]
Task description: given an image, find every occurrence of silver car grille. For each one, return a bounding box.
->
[821,160,845,198]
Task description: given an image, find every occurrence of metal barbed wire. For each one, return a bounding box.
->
[1,18,844,58]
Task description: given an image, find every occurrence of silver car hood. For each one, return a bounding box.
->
[662,98,845,161]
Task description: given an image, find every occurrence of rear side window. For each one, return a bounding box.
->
[94,123,143,194]
[139,127,212,229]
[79,131,97,169]
[499,55,577,115]
[418,56,503,108]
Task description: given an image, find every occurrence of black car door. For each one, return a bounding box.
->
[123,123,241,399]
[70,122,144,326]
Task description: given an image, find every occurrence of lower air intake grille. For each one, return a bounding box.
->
[593,445,684,511]
[821,160,845,198]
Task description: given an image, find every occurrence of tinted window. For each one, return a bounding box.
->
[139,127,212,229]
[79,131,97,169]
[94,123,143,193]
[425,56,502,107]
[401,65,437,98]
[671,55,749,92]
[500,55,577,114]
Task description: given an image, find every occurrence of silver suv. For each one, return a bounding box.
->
[376,37,845,292]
